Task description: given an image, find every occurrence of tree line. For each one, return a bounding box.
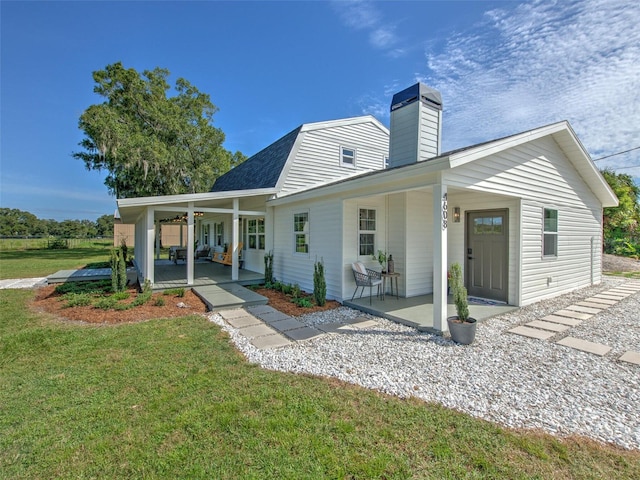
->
[0,208,114,238]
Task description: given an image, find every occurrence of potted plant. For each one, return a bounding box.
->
[447,262,477,344]
[372,250,387,273]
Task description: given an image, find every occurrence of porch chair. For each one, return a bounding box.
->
[351,262,382,304]
[194,244,211,259]
[212,242,244,266]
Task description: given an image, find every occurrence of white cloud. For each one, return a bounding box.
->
[332,0,402,55]
[421,0,640,172]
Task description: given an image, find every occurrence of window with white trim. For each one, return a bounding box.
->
[341,146,356,166]
[294,212,309,254]
[358,208,376,256]
[384,155,389,168]
[247,218,265,250]
[543,208,558,257]
[214,222,223,246]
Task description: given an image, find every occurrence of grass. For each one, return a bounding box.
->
[1,289,639,479]
[0,239,114,279]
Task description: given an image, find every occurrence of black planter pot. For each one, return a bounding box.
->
[447,316,477,345]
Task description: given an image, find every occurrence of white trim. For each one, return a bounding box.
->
[340,145,357,167]
[117,188,277,208]
[293,210,310,256]
[542,206,558,258]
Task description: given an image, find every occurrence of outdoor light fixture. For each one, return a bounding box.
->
[453,207,461,223]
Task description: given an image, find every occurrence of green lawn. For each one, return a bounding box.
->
[0,239,114,279]
[1,289,638,479]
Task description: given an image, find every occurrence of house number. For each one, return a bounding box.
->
[442,192,448,230]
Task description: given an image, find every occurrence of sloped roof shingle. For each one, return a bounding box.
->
[211,126,301,192]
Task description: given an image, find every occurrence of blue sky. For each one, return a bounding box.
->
[2,0,639,221]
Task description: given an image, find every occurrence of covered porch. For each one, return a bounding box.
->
[344,294,518,332]
[152,259,264,290]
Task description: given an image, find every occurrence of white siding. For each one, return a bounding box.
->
[446,136,603,305]
[280,122,389,195]
[272,197,344,299]
[405,190,433,296]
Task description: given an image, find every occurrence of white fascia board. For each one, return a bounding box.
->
[268,156,451,206]
[300,115,390,136]
[552,124,619,207]
[116,188,277,208]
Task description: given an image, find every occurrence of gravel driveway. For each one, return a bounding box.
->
[209,275,639,450]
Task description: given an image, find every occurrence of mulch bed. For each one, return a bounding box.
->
[31,285,207,324]
[31,284,340,324]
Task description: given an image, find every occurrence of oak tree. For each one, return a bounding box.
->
[73,62,245,198]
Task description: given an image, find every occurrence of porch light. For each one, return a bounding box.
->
[453,207,461,223]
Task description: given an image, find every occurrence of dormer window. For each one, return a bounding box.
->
[341,146,356,166]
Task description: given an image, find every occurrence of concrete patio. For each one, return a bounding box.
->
[344,293,517,332]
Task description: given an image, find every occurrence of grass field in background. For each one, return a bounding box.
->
[0,239,114,279]
[1,289,639,479]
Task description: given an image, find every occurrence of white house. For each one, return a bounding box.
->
[117,83,618,332]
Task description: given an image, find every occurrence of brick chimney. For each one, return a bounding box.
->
[389,83,443,168]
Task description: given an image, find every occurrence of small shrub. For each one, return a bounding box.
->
[120,238,128,265]
[48,238,68,250]
[94,296,118,310]
[55,280,110,296]
[154,297,166,307]
[313,258,327,307]
[272,281,282,292]
[264,251,274,285]
[291,283,302,299]
[132,291,152,307]
[62,293,92,308]
[113,303,132,311]
[292,297,313,308]
[281,283,292,295]
[112,291,130,301]
[163,288,185,297]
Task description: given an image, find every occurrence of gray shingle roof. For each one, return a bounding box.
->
[211,126,301,192]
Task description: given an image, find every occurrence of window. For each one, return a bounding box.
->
[294,212,309,254]
[543,208,558,257]
[384,155,389,168]
[214,222,223,246]
[247,218,265,250]
[341,146,356,166]
[358,208,376,256]
[203,224,209,245]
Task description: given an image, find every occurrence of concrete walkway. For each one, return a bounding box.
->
[218,305,380,350]
[508,281,640,366]
[0,277,48,289]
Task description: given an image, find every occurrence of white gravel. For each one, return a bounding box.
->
[208,276,640,450]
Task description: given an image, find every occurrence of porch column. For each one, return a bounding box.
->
[232,198,239,281]
[155,219,161,260]
[432,184,448,332]
[146,207,155,287]
[187,203,195,286]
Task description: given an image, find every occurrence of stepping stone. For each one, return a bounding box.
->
[256,310,292,324]
[556,337,611,356]
[247,305,278,315]
[284,326,322,341]
[219,308,251,320]
[565,305,602,314]
[603,290,631,297]
[541,315,583,326]
[270,318,306,332]
[576,301,611,309]
[238,323,276,339]
[584,297,617,306]
[610,288,637,294]
[525,320,570,332]
[250,334,292,350]
[225,315,263,329]
[619,351,640,365]
[508,326,555,340]
[349,319,379,329]
[344,316,374,325]
[554,309,593,320]
[594,294,627,301]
